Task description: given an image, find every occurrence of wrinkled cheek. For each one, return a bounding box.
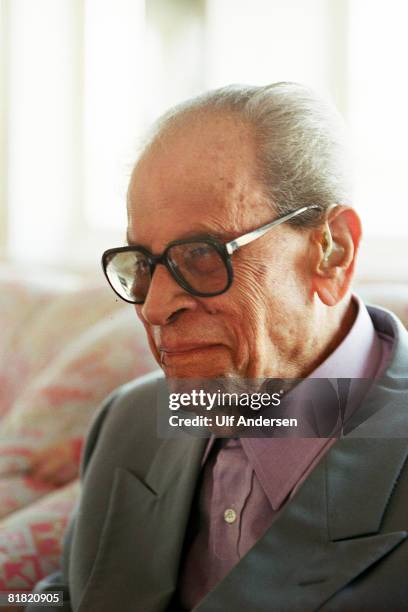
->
[227,295,270,373]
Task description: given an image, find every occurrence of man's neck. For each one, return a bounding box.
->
[302,295,357,378]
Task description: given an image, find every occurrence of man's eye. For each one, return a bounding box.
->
[134,259,149,274]
[184,245,221,274]
[189,246,213,259]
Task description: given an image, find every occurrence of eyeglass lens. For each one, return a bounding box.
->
[105,241,229,303]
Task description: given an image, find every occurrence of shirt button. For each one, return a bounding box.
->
[224,508,237,524]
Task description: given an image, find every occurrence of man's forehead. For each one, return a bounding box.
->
[129,113,255,192]
[126,191,273,252]
[127,187,243,246]
[126,114,271,247]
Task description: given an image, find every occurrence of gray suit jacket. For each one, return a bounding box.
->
[27,305,408,611]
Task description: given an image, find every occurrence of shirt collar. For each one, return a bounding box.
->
[309,294,383,379]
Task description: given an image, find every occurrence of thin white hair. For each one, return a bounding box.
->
[141,82,353,227]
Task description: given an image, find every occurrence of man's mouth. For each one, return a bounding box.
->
[159,343,223,363]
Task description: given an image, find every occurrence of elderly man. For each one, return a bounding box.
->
[29,83,407,612]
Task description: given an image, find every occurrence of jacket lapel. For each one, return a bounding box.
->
[195,436,408,612]
[77,434,207,612]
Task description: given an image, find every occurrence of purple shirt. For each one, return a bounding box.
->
[177,296,393,610]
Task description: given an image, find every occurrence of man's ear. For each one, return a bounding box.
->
[310,206,362,306]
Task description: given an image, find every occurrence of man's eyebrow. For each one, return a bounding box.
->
[180,229,226,241]
[125,228,231,246]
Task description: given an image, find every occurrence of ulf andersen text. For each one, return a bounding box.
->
[168,414,298,428]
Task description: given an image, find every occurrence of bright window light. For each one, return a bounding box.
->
[348,0,408,236]
[84,0,146,233]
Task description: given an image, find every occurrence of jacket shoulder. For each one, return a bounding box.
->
[80,369,164,477]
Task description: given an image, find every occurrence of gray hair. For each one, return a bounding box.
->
[143,82,353,227]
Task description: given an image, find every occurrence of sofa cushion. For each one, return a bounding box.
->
[0,267,127,420]
[0,307,156,478]
[0,481,79,590]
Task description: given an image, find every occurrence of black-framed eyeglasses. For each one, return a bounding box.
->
[102,204,321,304]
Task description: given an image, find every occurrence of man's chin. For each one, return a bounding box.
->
[160,347,234,379]
[161,356,236,380]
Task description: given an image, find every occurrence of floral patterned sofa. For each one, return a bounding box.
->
[0,267,157,592]
[0,266,407,594]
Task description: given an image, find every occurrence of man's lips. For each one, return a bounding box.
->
[159,343,222,365]
[159,343,223,358]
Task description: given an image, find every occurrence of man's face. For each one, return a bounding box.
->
[127,114,313,379]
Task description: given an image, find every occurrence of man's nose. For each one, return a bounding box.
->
[140,264,197,326]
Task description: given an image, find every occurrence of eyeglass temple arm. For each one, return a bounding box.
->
[225,205,321,255]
